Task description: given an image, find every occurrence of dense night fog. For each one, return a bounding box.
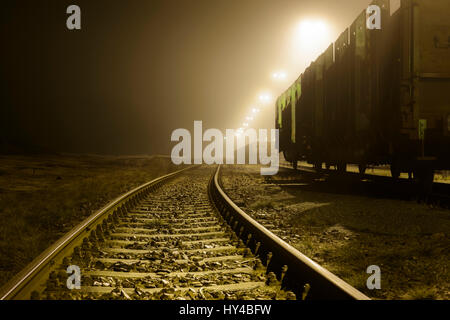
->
[1,0,373,155]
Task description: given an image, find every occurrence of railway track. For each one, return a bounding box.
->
[279,163,450,207]
[0,165,369,300]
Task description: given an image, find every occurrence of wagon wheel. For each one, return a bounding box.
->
[358,164,367,176]
[390,164,400,180]
[314,161,322,173]
[414,168,434,195]
[337,163,347,174]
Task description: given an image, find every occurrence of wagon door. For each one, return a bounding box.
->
[401,0,450,167]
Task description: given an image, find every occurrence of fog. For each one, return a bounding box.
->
[1,0,373,155]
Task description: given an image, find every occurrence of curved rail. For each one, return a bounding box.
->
[0,166,193,300]
[2,164,369,300]
[208,165,370,300]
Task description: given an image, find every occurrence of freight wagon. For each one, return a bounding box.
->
[276,0,450,190]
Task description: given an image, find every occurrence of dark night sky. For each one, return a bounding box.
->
[0,0,375,155]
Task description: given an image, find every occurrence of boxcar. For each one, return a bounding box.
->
[277,0,450,189]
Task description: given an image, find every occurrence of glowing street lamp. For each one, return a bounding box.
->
[259,93,271,105]
[293,19,331,67]
[272,72,287,80]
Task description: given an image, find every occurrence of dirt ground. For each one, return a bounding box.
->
[0,154,184,288]
[221,165,450,300]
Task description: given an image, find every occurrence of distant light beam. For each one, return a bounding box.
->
[272,71,287,80]
[258,93,272,105]
[293,19,332,67]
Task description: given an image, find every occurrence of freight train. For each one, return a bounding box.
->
[276,0,450,190]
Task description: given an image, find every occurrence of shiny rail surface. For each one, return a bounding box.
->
[210,165,369,300]
[0,166,193,300]
[0,166,294,300]
[1,165,369,300]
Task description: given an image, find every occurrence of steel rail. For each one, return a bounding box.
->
[209,165,370,300]
[2,164,369,300]
[280,163,450,186]
[0,166,193,300]
[279,163,450,206]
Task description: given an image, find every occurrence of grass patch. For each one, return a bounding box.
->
[402,287,439,300]
[0,154,184,287]
[221,164,450,299]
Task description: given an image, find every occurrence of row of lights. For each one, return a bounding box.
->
[233,71,287,137]
[231,18,332,138]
